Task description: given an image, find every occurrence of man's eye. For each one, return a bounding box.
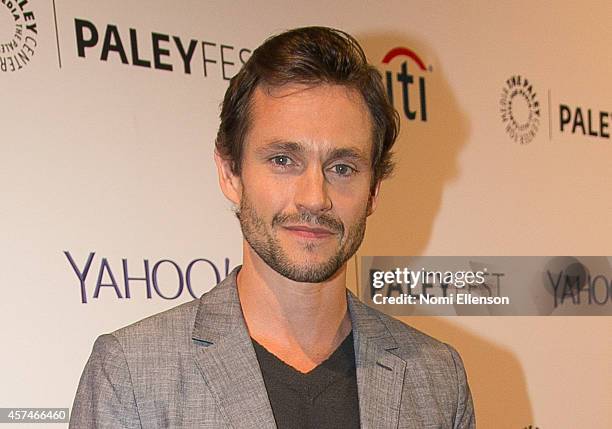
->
[270,155,293,167]
[331,164,356,176]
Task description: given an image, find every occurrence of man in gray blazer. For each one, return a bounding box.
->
[71,26,475,428]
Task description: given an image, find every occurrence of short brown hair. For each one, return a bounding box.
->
[215,26,399,189]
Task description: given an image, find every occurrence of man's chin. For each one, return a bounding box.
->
[282,252,336,268]
[268,256,346,283]
[274,267,342,283]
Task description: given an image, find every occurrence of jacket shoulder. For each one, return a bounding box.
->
[110,298,200,352]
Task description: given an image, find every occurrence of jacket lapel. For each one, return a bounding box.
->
[189,269,420,429]
[348,292,407,429]
[191,268,276,429]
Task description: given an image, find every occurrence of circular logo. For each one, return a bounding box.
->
[500,75,540,144]
[1,0,37,73]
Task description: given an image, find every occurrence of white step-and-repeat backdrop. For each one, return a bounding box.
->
[2,1,611,427]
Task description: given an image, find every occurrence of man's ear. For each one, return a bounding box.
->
[367,180,382,216]
[214,150,242,206]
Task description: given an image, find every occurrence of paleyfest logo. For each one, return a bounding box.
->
[500,75,541,144]
[0,0,37,72]
[380,47,430,122]
[74,18,251,79]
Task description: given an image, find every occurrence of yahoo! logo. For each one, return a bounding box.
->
[381,47,429,122]
[64,251,233,303]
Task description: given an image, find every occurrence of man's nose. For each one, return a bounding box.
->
[295,165,332,215]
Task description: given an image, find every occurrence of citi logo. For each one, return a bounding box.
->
[381,47,429,122]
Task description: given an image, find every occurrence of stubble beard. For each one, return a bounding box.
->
[236,193,369,283]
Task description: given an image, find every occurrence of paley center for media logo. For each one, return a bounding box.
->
[500,75,541,144]
[500,74,610,144]
[380,47,430,122]
[0,0,37,72]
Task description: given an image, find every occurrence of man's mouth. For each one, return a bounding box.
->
[282,225,336,239]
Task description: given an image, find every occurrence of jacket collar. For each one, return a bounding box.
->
[191,266,244,345]
[191,266,399,346]
[191,266,407,429]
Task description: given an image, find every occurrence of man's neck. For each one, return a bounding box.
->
[236,244,352,373]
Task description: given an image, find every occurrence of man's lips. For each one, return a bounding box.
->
[282,225,336,239]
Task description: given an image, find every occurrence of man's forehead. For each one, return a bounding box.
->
[246,83,374,159]
[253,83,366,109]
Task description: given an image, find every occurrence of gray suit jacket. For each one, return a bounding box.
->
[70,267,475,428]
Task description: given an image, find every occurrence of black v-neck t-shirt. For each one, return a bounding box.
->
[251,332,361,429]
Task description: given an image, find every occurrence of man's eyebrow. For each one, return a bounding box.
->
[326,147,370,163]
[254,141,369,163]
[254,141,305,156]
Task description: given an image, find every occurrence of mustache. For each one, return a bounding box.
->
[272,211,344,234]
